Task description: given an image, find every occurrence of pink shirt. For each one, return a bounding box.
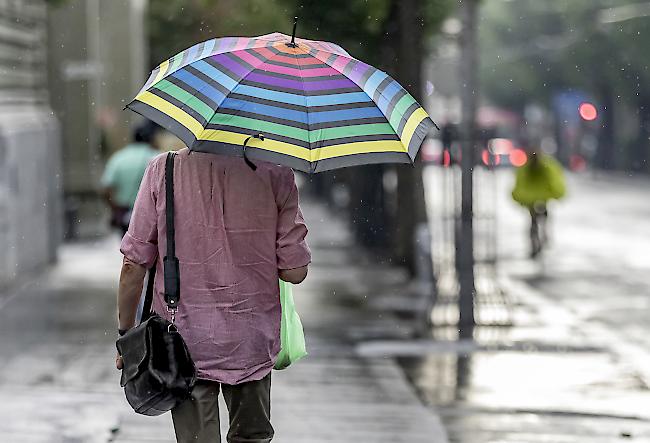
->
[120,149,311,384]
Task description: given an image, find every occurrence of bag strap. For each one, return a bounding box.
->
[163,152,180,314]
[165,152,176,262]
[137,152,180,323]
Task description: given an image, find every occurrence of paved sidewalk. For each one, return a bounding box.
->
[0,200,447,443]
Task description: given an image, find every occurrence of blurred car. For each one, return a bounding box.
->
[422,136,528,168]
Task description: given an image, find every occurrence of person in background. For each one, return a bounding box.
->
[512,150,566,257]
[101,121,160,236]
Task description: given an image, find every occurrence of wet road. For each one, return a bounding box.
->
[413,167,650,442]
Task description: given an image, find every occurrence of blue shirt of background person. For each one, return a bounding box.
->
[101,121,160,234]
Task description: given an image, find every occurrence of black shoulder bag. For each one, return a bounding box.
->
[116,151,197,416]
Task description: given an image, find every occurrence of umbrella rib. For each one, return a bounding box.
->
[292,50,312,169]
[145,37,279,93]
[254,46,314,168]
[305,51,419,153]
[197,51,272,144]
[132,50,271,149]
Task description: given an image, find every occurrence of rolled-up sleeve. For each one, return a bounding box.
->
[275,169,311,270]
[120,157,160,268]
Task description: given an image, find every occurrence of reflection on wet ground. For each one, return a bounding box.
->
[405,168,650,442]
[401,346,650,442]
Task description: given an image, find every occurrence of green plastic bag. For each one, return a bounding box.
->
[274,280,307,370]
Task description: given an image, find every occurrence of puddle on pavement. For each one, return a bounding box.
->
[399,350,650,442]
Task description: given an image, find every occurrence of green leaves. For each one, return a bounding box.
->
[480,0,650,109]
[148,0,291,68]
[147,0,454,70]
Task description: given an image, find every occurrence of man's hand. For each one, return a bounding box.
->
[279,265,308,284]
[116,257,147,372]
[117,257,146,335]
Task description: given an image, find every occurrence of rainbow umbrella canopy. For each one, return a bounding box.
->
[127,30,435,173]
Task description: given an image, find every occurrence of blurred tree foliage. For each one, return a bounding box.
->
[480,0,650,170]
[282,0,453,71]
[44,0,70,6]
[148,0,293,67]
[480,1,619,110]
[148,0,454,80]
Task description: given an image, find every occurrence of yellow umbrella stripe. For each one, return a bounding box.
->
[134,92,411,162]
[401,108,430,148]
[312,140,407,161]
[202,129,406,162]
[201,129,309,158]
[135,91,204,137]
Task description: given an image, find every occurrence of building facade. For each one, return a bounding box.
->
[47,0,148,238]
[0,0,61,286]
[0,0,148,285]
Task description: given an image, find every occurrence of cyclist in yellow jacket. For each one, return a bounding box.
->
[512,150,566,257]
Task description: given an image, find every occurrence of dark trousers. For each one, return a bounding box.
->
[171,374,273,443]
[529,202,548,257]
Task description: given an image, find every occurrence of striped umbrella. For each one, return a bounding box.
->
[127,31,435,173]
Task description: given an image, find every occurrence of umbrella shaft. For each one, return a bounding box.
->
[291,17,298,45]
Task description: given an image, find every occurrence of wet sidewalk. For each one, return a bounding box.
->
[0,200,447,443]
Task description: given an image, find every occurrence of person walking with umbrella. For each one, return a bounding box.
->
[116,25,434,442]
